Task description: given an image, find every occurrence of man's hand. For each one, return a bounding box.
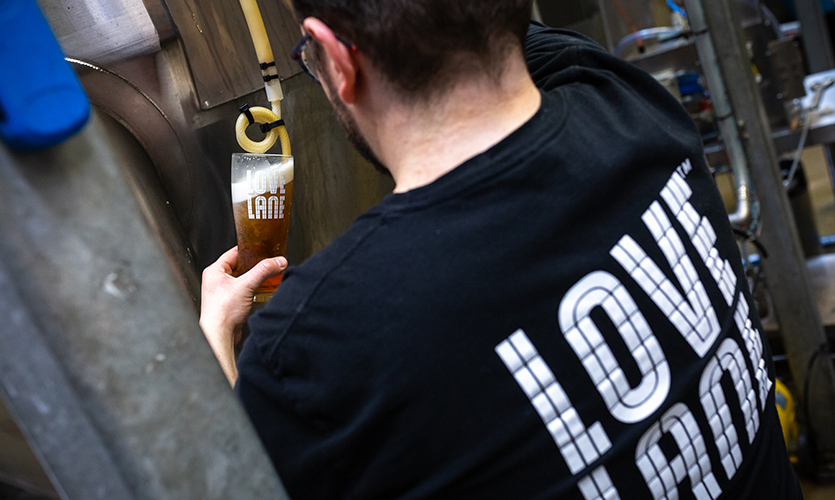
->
[199,246,287,386]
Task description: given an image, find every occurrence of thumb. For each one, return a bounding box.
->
[239,257,288,292]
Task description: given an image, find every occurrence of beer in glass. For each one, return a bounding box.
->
[231,153,294,302]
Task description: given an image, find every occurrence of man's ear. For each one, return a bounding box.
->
[302,17,358,104]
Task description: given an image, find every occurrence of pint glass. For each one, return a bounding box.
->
[231,153,294,302]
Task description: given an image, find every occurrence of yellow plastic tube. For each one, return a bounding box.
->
[235,106,280,154]
[272,101,292,156]
[236,0,291,156]
[239,0,274,67]
[234,103,292,154]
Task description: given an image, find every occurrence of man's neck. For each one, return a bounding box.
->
[361,55,542,193]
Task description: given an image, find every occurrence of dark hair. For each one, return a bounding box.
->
[291,0,533,97]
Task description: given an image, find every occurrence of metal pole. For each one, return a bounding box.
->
[695,0,835,471]
[795,0,835,73]
[684,0,756,230]
[0,113,290,499]
[0,261,135,500]
[531,0,543,23]
[598,0,616,54]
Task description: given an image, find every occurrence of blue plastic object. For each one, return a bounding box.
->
[0,0,90,150]
[666,0,688,18]
[676,71,705,97]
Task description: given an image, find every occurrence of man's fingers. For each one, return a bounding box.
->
[204,246,240,278]
[217,246,239,274]
[239,257,288,291]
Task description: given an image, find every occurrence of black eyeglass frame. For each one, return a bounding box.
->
[291,33,357,83]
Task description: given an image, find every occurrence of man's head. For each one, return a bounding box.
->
[288,0,536,180]
[290,0,534,100]
[319,63,388,173]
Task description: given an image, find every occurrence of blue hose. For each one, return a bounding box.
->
[667,0,688,17]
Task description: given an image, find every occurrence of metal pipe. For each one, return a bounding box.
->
[598,0,616,53]
[614,27,684,58]
[785,78,835,188]
[794,0,835,73]
[737,0,784,40]
[531,0,543,23]
[0,260,135,500]
[683,0,756,230]
[695,0,835,469]
[0,114,291,499]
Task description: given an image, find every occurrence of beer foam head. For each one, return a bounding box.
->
[231,179,251,203]
[232,157,294,203]
[275,158,294,183]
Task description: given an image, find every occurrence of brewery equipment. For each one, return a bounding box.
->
[0,0,392,496]
[4,0,835,495]
[591,0,835,476]
[234,0,292,155]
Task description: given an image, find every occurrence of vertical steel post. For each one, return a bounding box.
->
[597,0,616,53]
[794,0,835,73]
[685,0,756,230]
[0,113,290,499]
[692,0,835,470]
[531,0,543,23]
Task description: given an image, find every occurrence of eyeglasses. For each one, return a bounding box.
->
[291,32,357,83]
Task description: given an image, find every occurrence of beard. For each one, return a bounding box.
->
[320,70,390,176]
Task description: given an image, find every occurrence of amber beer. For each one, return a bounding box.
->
[231,154,294,302]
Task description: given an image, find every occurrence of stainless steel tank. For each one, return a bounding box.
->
[1,0,393,496]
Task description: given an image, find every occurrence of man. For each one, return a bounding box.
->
[200,1,802,498]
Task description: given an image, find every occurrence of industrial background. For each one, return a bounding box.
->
[2,0,835,498]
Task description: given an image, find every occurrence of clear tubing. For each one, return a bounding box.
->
[236,0,291,155]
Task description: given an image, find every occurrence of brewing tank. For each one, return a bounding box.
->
[0,0,393,496]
